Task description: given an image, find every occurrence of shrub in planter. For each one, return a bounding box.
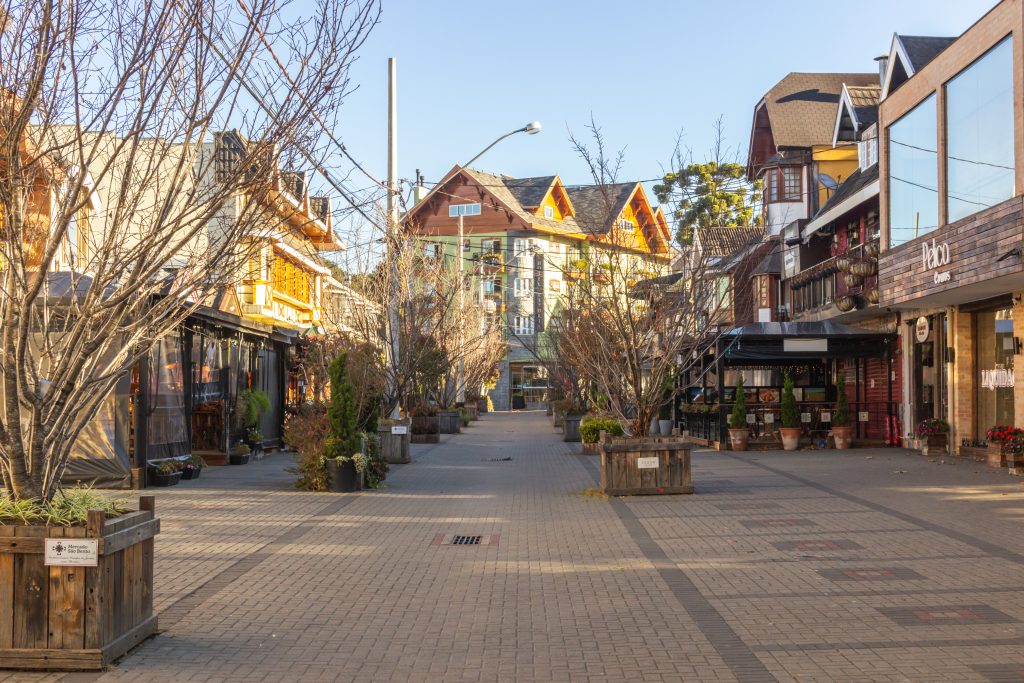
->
[229,443,251,465]
[0,490,158,670]
[728,376,749,451]
[247,426,265,452]
[579,418,625,444]
[325,451,365,492]
[323,353,364,491]
[233,388,271,442]
[779,374,801,451]
[285,402,330,491]
[986,425,1022,467]
[830,374,853,449]
[361,432,389,488]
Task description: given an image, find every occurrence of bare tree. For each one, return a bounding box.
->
[0,0,380,500]
[555,121,766,435]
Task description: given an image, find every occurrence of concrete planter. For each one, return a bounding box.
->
[563,414,583,442]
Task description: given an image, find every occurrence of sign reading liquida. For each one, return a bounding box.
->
[981,368,1014,390]
[921,238,952,284]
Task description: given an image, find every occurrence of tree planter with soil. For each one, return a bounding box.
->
[599,435,693,495]
[728,376,750,451]
[579,418,624,455]
[438,409,461,434]
[779,374,801,451]
[326,456,363,492]
[464,403,479,421]
[228,445,251,466]
[830,374,853,449]
[410,410,440,444]
[0,493,159,671]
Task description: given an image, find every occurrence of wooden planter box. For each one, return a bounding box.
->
[438,410,461,434]
[378,423,411,464]
[599,436,693,496]
[464,404,479,421]
[919,434,948,457]
[987,443,1010,468]
[0,497,159,671]
[580,441,600,455]
[476,398,488,415]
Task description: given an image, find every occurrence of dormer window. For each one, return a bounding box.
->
[619,219,636,231]
[543,205,554,219]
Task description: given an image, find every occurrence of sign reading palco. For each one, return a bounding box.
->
[982,368,1014,390]
[921,238,952,284]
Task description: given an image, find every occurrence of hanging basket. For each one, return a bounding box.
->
[836,257,851,273]
[865,287,880,304]
[843,272,864,288]
[835,295,857,312]
[850,260,877,277]
[864,242,881,258]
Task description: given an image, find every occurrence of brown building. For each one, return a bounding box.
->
[877,0,1024,456]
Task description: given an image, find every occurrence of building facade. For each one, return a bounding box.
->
[405,166,672,410]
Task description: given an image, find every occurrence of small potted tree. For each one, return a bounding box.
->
[831,374,853,449]
[779,374,801,451]
[728,376,749,451]
[562,402,586,443]
[180,454,205,480]
[324,353,364,492]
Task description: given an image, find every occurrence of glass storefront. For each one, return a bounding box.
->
[510,364,548,409]
[889,94,938,247]
[912,314,948,425]
[975,307,1015,435]
[946,37,1014,223]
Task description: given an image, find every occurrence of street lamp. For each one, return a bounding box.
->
[454,121,541,406]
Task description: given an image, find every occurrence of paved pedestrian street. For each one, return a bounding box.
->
[9,411,1024,682]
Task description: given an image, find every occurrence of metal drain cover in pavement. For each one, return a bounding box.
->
[432,533,500,546]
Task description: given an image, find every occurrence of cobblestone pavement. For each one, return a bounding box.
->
[6,412,1024,681]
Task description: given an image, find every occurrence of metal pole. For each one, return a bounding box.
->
[386,57,402,418]
[457,212,466,405]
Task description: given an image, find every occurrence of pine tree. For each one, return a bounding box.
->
[781,374,799,428]
[326,352,361,458]
[729,376,747,429]
[833,373,851,427]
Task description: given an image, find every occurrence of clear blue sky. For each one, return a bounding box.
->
[329,0,991,241]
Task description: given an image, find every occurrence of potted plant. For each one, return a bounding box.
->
[180,454,205,480]
[324,352,364,491]
[728,376,750,451]
[377,417,412,464]
[562,402,586,442]
[916,418,950,456]
[360,432,389,488]
[779,374,801,451]
[149,460,182,486]
[830,373,853,449]
[246,426,265,458]
[229,443,251,465]
[985,425,1021,467]
[233,388,271,453]
[410,403,441,443]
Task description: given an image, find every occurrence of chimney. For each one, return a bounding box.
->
[874,54,889,89]
[412,169,429,205]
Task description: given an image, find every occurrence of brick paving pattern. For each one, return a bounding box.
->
[4,412,1024,680]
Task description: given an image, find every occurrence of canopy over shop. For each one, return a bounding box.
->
[680,322,898,447]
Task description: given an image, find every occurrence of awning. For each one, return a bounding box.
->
[720,321,895,362]
[273,239,331,275]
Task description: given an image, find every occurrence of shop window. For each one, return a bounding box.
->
[946,37,1014,223]
[976,307,1015,436]
[889,94,938,247]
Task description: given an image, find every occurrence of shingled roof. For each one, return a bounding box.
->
[460,168,578,235]
[760,72,877,149]
[695,226,766,258]
[899,36,956,72]
[846,85,880,128]
[564,183,637,235]
[503,176,556,208]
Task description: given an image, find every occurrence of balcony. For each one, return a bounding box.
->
[477,252,504,273]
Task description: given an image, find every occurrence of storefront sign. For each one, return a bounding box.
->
[921,238,951,283]
[44,538,98,567]
[915,317,930,343]
[981,368,1015,390]
[636,457,658,469]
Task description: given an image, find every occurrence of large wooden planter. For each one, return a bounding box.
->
[464,404,479,421]
[476,398,488,415]
[600,436,693,496]
[379,423,411,464]
[580,441,600,455]
[0,497,159,671]
[438,410,461,434]
[987,443,1010,468]
[553,411,565,429]
[919,433,949,456]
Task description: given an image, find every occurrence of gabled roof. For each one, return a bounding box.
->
[881,34,955,98]
[832,83,880,144]
[752,243,782,275]
[801,165,880,241]
[751,72,877,156]
[460,167,578,235]
[504,175,557,208]
[564,183,637,235]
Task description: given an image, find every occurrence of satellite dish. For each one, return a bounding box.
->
[819,173,839,191]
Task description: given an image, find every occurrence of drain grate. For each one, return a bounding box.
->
[433,533,500,547]
[484,457,512,462]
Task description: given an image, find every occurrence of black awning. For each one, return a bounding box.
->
[719,321,895,362]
